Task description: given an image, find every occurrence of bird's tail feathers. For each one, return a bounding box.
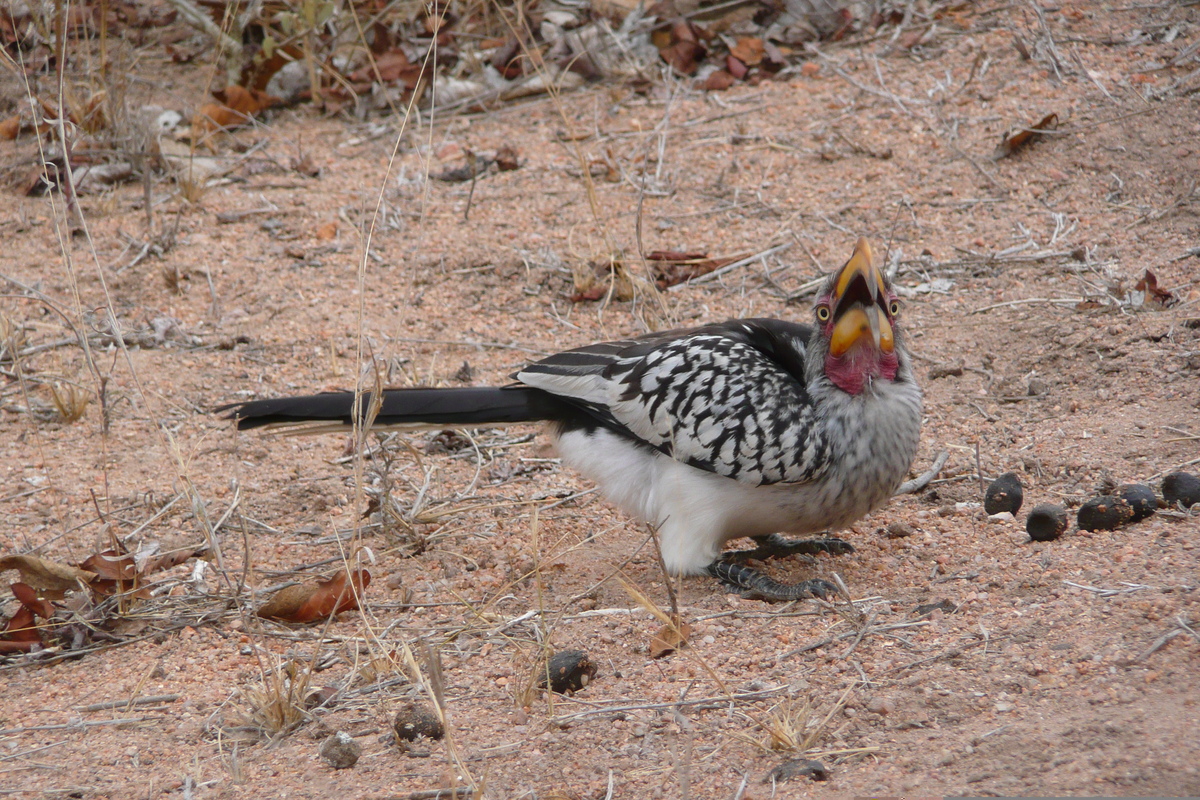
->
[219,386,573,433]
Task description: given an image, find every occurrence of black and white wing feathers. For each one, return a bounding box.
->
[517,319,832,486]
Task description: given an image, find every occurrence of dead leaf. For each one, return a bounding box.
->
[704,70,736,91]
[79,549,136,581]
[656,19,709,75]
[647,250,745,288]
[257,569,371,623]
[730,37,764,67]
[0,114,20,140]
[213,85,282,117]
[194,86,281,132]
[0,554,96,596]
[991,112,1058,161]
[726,55,748,80]
[79,548,153,599]
[140,547,205,576]
[0,582,54,650]
[649,615,691,658]
[1135,269,1175,306]
[348,49,424,88]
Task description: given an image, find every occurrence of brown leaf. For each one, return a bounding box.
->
[991,112,1058,161]
[725,56,748,80]
[79,549,136,581]
[79,549,156,599]
[704,70,736,91]
[730,37,764,67]
[0,555,96,595]
[648,251,746,288]
[1135,269,1175,306]
[649,615,691,658]
[0,114,20,140]
[195,86,282,132]
[1,583,53,648]
[11,583,54,618]
[257,569,371,623]
[660,39,706,75]
[348,49,422,87]
[140,547,205,576]
[213,85,281,117]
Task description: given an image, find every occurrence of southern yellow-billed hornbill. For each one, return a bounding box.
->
[221,239,922,601]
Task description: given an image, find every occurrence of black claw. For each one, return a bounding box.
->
[707,560,838,603]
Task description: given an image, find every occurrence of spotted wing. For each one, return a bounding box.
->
[516,319,832,486]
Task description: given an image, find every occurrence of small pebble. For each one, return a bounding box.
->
[319,731,361,769]
[1077,495,1134,531]
[885,521,914,538]
[988,511,1015,523]
[1162,472,1200,509]
[1117,483,1156,521]
[1026,504,1069,541]
[984,472,1024,515]
[538,650,597,695]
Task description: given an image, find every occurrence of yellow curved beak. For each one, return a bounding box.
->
[828,238,894,357]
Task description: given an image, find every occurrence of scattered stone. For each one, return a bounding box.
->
[1026,504,1069,541]
[928,360,965,379]
[304,686,339,710]
[987,511,1015,523]
[319,731,361,769]
[984,472,1024,515]
[1077,495,1134,531]
[1117,483,1157,522]
[1162,472,1200,509]
[765,758,829,783]
[538,650,597,695]
[393,701,444,743]
[914,599,957,616]
[866,696,895,716]
[885,521,914,538]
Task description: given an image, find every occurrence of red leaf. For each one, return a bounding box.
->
[258,569,371,623]
[1135,269,1175,306]
[991,112,1058,161]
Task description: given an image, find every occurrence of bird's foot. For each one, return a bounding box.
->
[707,560,838,603]
[731,533,854,562]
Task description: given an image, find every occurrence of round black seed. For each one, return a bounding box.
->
[1162,472,1200,510]
[1026,504,1069,542]
[1077,495,1134,531]
[538,649,597,695]
[985,472,1024,515]
[1116,484,1156,522]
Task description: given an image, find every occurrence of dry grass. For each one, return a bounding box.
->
[49,380,90,423]
[235,658,314,738]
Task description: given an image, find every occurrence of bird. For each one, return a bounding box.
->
[220,238,922,601]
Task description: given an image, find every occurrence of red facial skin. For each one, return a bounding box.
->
[817,294,901,396]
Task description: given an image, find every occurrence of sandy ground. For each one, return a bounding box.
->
[2,2,1200,798]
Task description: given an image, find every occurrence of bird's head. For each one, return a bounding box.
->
[814,238,902,395]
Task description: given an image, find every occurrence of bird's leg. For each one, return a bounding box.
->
[731,532,854,562]
[707,561,837,603]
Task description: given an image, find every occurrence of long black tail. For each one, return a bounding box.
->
[220,386,577,431]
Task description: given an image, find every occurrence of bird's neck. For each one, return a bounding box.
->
[823,348,900,395]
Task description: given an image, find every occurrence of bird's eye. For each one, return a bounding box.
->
[889,300,900,316]
[816,305,831,322]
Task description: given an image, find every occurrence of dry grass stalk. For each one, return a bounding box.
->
[749,684,861,756]
[236,658,313,737]
[49,381,91,422]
